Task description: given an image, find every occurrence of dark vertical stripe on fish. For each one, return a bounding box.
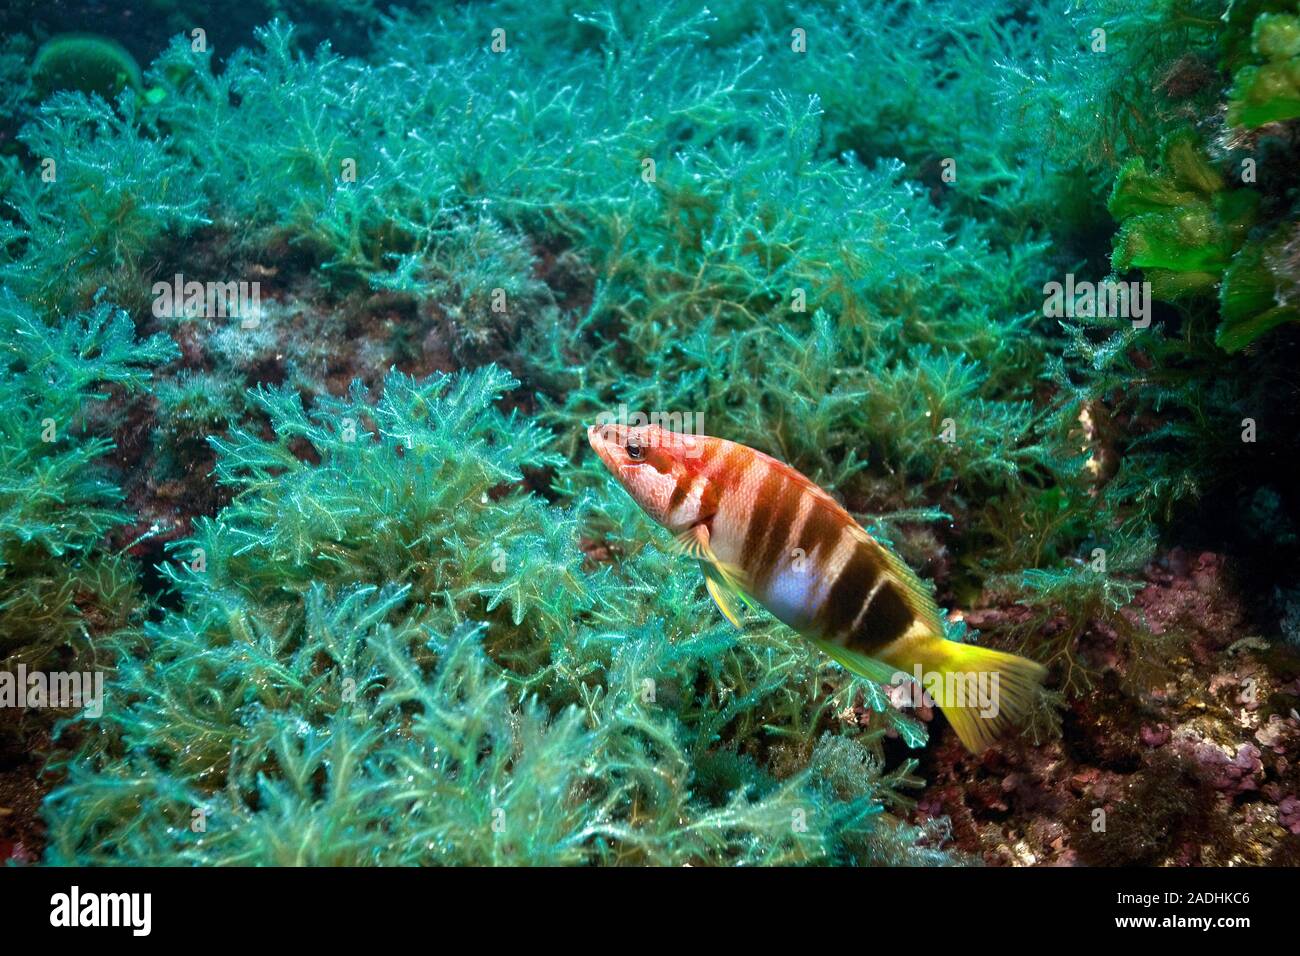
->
[797,499,843,567]
[819,542,884,638]
[741,466,787,572]
[848,580,914,654]
[751,475,806,587]
[667,474,691,514]
[707,443,746,481]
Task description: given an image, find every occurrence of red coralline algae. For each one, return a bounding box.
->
[1141,724,1171,747]
[1256,715,1298,754]
[1279,796,1300,835]
[1185,740,1265,794]
[1135,550,1247,656]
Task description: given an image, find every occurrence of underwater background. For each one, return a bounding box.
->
[1,0,1299,866]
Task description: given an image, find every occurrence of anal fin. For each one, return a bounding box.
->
[702,561,744,628]
[809,636,909,686]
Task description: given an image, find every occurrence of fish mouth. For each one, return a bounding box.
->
[587,423,616,470]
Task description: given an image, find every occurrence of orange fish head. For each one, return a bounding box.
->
[587,422,707,531]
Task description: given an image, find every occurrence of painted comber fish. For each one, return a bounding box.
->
[588,422,1047,753]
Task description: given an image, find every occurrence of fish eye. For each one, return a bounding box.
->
[626,440,645,461]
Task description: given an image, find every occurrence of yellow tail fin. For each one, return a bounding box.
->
[902,636,1048,753]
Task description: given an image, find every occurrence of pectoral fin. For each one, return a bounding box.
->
[675,524,754,627]
[672,524,712,560]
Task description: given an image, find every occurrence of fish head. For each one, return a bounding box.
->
[587,422,709,532]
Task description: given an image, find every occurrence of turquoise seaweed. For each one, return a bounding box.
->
[44,365,949,865]
[0,91,209,316]
[0,8,1091,572]
[0,291,176,669]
